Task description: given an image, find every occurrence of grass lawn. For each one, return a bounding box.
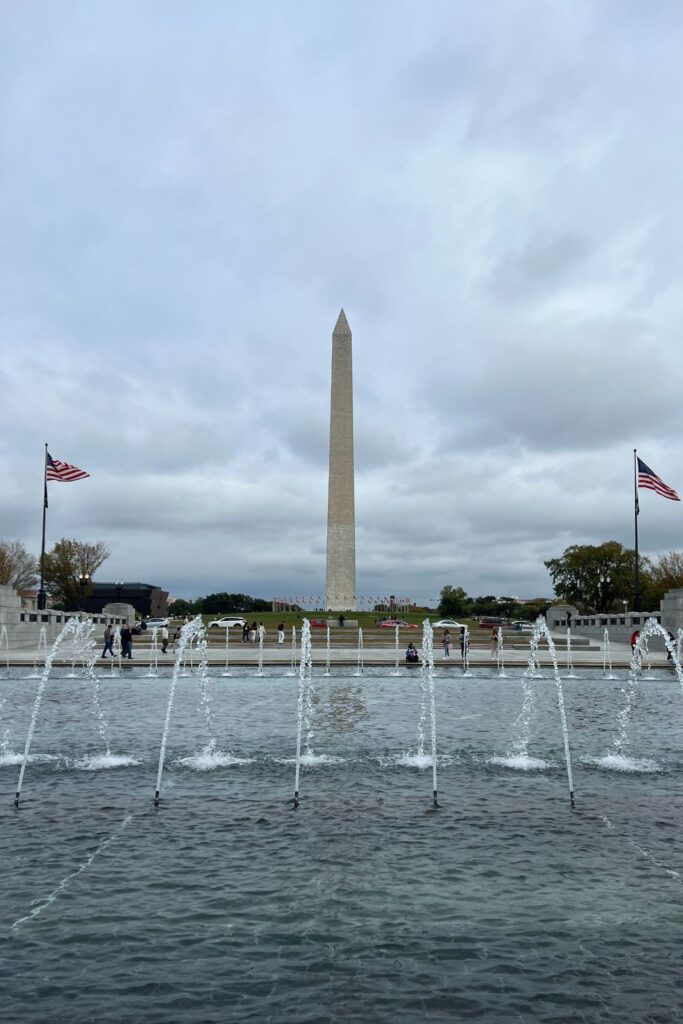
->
[187,610,448,630]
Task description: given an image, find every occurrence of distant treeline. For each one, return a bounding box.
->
[168,593,271,616]
[439,586,547,621]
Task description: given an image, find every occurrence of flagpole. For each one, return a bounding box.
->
[633,448,640,612]
[37,443,48,611]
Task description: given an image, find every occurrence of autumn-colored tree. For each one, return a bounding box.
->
[43,538,110,609]
[0,540,38,589]
[648,551,683,605]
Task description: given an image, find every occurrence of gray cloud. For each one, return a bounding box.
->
[2,1,683,604]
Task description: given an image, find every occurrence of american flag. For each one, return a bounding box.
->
[46,453,90,483]
[637,458,680,502]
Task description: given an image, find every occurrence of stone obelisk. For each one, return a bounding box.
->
[325,309,356,611]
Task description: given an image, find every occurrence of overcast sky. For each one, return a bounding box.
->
[2,1,683,605]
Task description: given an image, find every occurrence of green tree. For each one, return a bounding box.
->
[43,538,110,610]
[497,596,520,618]
[471,595,500,617]
[438,585,470,617]
[200,592,254,615]
[0,540,38,589]
[544,541,649,613]
[168,598,199,617]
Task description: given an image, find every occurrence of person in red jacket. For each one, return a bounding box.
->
[630,629,640,651]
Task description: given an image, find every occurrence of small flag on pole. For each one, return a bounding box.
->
[637,458,680,502]
[46,453,90,483]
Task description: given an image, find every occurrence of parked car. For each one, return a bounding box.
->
[378,619,418,629]
[309,619,328,628]
[513,622,535,633]
[478,617,506,628]
[208,616,247,629]
[132,618,169,634]
[432,619,466,629]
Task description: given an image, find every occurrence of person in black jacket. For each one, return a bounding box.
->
[120,625,133,659]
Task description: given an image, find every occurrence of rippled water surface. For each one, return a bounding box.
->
[2,666,683,1023]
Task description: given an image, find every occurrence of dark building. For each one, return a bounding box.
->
[83,582,169,618]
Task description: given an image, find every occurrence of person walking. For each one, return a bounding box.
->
[250,622,257,643]
[101,624,114,659]
[120,624,133,659]
[442,630,451,659]
[490,626,499,660]
[277,622,285,644]
[172,626,182,653]
[338,613,345,629]
[667,631,675,662]
[242,622,249,643]
[630,629,640,652]
[160,624,169,654]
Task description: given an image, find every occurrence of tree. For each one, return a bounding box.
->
[648,551,683,605]
[43,538,110,610]
[544,541,648,613]
[168,598,199,617]
[471,595,501,617]
[0,540,38,589]
[438,585,470,617]
[200,592,253,615]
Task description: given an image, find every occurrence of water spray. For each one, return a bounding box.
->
[292,619,312,809]
[154,616,205,807]
[422,620,439,808]
[14,618,81,807]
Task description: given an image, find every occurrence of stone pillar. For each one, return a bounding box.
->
[660,588,683,634]
[102,602,136,624]
[0,584,22,629]
[325,309,357,611]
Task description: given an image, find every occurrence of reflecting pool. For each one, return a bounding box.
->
[2,667,683,1023]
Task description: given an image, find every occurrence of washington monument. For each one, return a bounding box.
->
[325,309,357,611]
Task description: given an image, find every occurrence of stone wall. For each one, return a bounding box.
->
[546,602,664,647]
[0,584,135,648]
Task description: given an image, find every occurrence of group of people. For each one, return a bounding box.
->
[440,627,468,661]
[101,624,134,659]
[101,623,176,659]
[407,626,470,664]
[631,627,677,662]
[241,622,270,643]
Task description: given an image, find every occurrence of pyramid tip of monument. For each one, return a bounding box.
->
[333,308,351,336]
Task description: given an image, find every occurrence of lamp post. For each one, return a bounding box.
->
[78,572,91,611]
[599,574,611,612]
[115,580,122,605]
